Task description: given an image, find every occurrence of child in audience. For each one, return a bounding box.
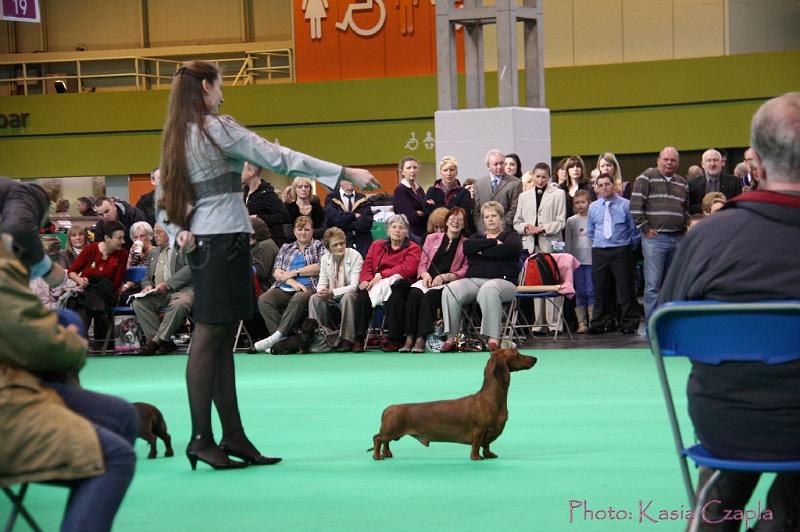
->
[565,190,593,333]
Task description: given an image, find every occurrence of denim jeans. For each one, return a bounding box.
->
[573,265,595,307]
[45,382,137,532]
[642,232,682,320]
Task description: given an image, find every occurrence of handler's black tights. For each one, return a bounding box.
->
[186,322,261,456]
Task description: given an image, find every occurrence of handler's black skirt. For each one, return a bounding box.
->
[188,233,254,323]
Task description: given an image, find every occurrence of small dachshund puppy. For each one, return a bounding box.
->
[133,402,174,459]
[369,348,537,460]
[270,318,319,355]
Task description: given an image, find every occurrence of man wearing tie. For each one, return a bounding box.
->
[324,180,374,257]
[587,173,640,335]
[472,149,522,233]
[688,149,742,214]
[132,224,194,354]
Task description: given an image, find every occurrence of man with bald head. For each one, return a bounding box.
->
[659,92,800,531]
[630,146,689,321]
[472,149,522,233]
[687,149,742,214]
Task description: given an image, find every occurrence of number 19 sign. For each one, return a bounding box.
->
[1,0,40,22]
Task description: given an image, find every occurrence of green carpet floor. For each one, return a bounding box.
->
[2,349,773,531]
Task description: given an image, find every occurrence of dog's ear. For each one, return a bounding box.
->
[492,355,510,388]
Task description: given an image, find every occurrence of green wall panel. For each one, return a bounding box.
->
[0,51,797,178]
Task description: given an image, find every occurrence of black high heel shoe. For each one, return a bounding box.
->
[218,442,282,465]
[218,429,282,466]
[186,435,249,471]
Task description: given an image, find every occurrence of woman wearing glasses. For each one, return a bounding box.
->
[400,207,469,353]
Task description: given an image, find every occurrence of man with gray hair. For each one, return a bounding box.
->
[659,92,800,531]
[472,149,522,233]
[687,149,742,214]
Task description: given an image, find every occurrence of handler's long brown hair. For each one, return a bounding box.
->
[159,61,220,228]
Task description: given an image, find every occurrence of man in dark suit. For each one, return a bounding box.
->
[324,180,373,257]
[688,149,743,214]
[132,224,193,354]
[472,149,522,232]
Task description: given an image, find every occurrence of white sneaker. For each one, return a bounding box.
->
[254,337,276,352]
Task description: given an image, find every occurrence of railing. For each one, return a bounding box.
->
[0,49,293,95]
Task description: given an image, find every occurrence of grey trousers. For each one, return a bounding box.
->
[258,287,313,335]
[132,291,193,342]
[441,278,517,339]
[308,291,357,342]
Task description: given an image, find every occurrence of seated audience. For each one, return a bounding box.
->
[441,201,522,352]
[93,196,147,250]
[242,161,291,247]
[58,225,89,270]
[424,156,473,233]
[67,220,129,350]
[427,207,449,234]
[0,245,136,532]
[658,92,800,531]
[132,224,194,355]
[393,157,428,239]
[285,176,327,241]
[76,196,96,217]
[309,227,364,351]
[701,192,727,215]
[401,207,469,353]
[350,214,421,352]
[255,216,325,352]
[324,180,374,257]
[249,216,280,294]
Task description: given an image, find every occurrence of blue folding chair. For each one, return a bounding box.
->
[649,300,800,530]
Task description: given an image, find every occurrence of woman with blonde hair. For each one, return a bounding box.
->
[424,155,473,233]
[285,176,327,240]
[596,152,630,199]
[158,60,376,471]
[58,225,89,269]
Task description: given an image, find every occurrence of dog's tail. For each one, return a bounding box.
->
[366,446,375,452]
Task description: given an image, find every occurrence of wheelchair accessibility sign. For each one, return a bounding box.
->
[335,0,386,37]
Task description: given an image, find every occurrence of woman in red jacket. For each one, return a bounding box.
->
[349,214,420,352]
[67,220,129,350]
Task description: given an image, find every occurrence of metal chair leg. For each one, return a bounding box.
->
[3,484,43,532]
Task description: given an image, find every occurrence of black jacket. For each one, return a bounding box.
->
[92,200,146,249]
[135,190,156,227]
[463,229,522,281]
[660,191,800,460]
[243,180,290,247]
[688,173,743,214]
[324,190,374,257]
[424,179,474,234]
[0,177,50,270]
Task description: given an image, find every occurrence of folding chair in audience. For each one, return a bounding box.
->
[2,483,43,532]
[502,253,575,343]
[649,300,800,532]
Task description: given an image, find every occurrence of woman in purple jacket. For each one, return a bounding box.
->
[392,156,427,239]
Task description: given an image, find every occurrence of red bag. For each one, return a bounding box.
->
[522,253,561,286]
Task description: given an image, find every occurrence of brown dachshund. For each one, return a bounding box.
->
[369,348,537,460]
[133,402,174,459]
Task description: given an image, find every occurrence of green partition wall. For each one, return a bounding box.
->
[1,51,798,178]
